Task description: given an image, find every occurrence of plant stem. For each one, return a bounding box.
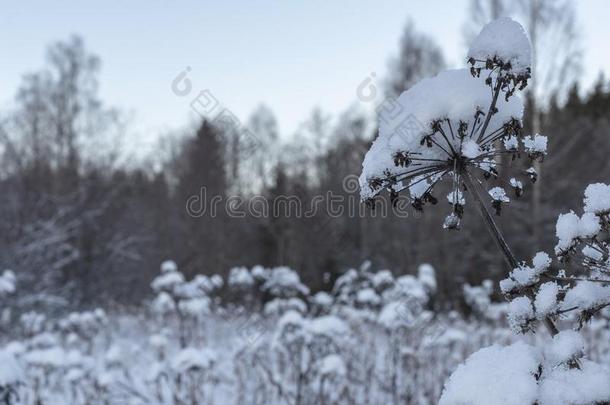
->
[463,170,518,269]
[463,170,559,337]
[477,79,502,143]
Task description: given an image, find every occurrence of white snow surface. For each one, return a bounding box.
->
[262,266,310,297]
[0,350,23,386]
[307,315,350,338]
[534,282,559,318]
[523,134,548,154]
[440,341,541,405]
[507,296,534,332]
[171,347,216,372]
[151,271,185,293]
[502,251,552,293]
[561,281,610,312]
[356,288,381,306]
[488,187,510,203]
[538,360,610,405]
[461,139,482,159]
[311,291,334,307]
[544,330,584,367]
[417,263,437,292]
[160,260,178,274]
[584,183,610,214]
[468,17,532,75]
[441,339,610,405]
[556,211,602,252]
[0,270,16,295]
[228,266,255,287]
[318,354,346,377]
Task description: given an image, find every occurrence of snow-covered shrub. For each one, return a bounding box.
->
[463,280,493,315]
[499,184,610,335]
[262,266,310,299]
[267,311,353,403]
[0,270,16,297]
[264,296,307,316]
[333,261,405,308]
[168,347,219,404]
[229,265,309,311]
[150,260,218,346]
[309,291,334,315]
[0,349,24,405]
[19,312,46,338]
[228,266,255,291]
[0,271,17,332]
[57,309,107,352]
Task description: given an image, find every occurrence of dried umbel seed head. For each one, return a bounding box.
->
[359,18,540,230]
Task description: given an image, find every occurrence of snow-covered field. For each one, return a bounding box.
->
[1,262,610,405]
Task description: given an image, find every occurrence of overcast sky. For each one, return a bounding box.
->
[2,1,609,153]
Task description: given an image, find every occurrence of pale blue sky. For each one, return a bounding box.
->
[2,1,609,153]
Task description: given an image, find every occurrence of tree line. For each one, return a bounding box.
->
[1,0,607,309]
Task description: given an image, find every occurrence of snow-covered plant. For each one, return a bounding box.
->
[440,335,610,405]
[264,296,307,317]
[150,260,219,346]
[499,184,610,335]
[361,16,565,336]
[262,267,310,299]
[228,265,310,314]
[228,266,260,308]
[440,98,610,405]
[463,280,493,313]
[0,349,24,405]
[357,16,560,345]
[19,312,46,338]
[0,270,16,297]
[309,292,334,316]
[360,17,610,405]
[360,17,543,232]
[0,270,17,332]
[228,266,255,291]
[57,309,107,353]
[169,347,219,404]
[268,311,353,404]
[332,261,397,308]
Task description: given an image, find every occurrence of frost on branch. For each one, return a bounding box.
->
[496,183,610,333]
[359,17,543,231]
[500,251,552,296]
[507,296,534,333]
[550,184,610,326]
[533,282,559,318]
